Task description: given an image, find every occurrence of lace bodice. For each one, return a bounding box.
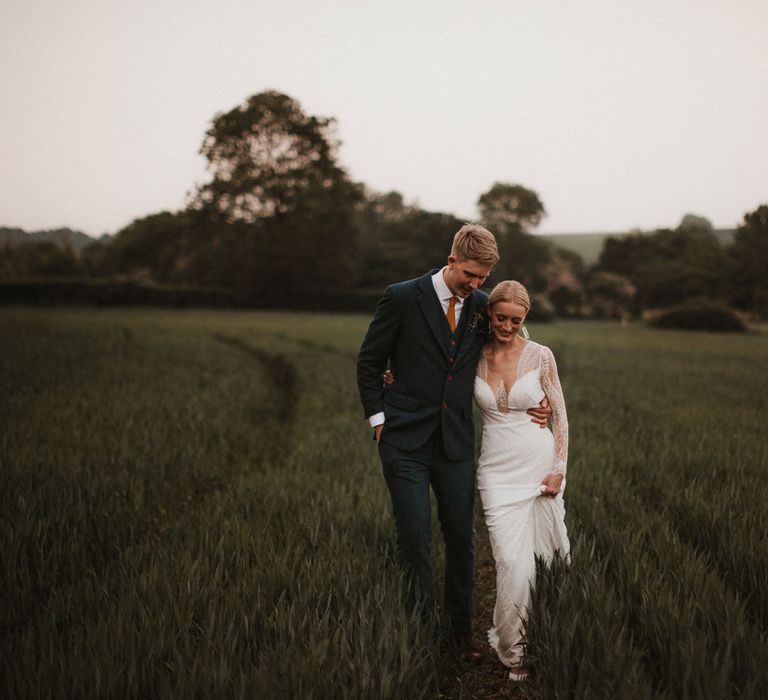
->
[476,341,568,475]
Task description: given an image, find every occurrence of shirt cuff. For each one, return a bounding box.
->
[368,412,385,428]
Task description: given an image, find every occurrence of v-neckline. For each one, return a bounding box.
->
[480,341,532,395]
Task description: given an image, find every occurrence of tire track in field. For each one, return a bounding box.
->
[212,334,298,426]
[262,331,359,363]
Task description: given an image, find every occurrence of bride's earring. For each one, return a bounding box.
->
[521,325,530,340]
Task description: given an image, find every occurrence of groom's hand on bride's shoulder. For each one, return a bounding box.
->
[527,397,551,428]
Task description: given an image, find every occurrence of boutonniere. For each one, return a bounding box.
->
[468,310,489,336]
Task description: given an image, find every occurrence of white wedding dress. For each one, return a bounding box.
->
[474,340,570,668]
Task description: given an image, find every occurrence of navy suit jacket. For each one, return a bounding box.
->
[356,270,489,462]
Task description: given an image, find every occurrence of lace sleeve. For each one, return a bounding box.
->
[540,345,568,475]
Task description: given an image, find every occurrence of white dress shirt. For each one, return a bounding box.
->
[431,266,464,317]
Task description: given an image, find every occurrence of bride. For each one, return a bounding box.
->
[475,280,570,681]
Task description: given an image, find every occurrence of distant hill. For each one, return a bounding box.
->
[0,227,99,252]
[538,228,736,264]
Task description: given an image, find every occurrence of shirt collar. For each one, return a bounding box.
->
[432,266,457,302]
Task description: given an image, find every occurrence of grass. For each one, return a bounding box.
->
[2,307,768,698]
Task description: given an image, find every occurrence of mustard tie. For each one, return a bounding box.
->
[446,295,458,333]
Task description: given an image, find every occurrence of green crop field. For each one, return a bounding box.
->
[2,307,767,698]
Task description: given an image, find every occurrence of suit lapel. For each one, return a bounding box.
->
[453,291,484,367]
[417,273,451,357]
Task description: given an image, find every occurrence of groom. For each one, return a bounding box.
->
[357,223,550,661]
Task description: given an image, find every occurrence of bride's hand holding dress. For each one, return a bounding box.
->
[539,471,564,497]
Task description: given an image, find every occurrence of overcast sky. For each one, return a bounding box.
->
[2,0,766,238]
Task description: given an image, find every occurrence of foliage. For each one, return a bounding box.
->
[0,241,81,278]
[0,277,236,307]
[586,270,636,319]
[493,229,553,291]
[541,231,640,266]
[0,226,96,252]
[477,182,546,235]
[634,254,722,309]
[726,204,768,318]
[356,190,463,288]
[356,186,575,313]
[188,91,362,295]
[87,211,196,280]
[678,213,714,234]
[541,246,585,317]
[647,297,748,332]
[0,278,383,312]
[528,293,556,322]
[190,91,355,222]
[598,231,662,278]
[476,182,555,293]
[597,216,726,311]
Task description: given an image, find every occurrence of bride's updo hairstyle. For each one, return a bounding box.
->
[488,280,531,313]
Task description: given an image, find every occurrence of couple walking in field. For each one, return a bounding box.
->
[356,224,570,682]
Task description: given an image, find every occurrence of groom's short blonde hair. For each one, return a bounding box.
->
[451,224,500,267]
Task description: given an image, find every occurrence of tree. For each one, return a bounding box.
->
[544,247,585,317]
[726,204,768,317]
[188,91,362,298]
[597,233,658,277]
[93,211,195,280]
[597,221,725,310]
[477,182,546,235]
[586,271,636,319]
[0,241,81,278]
[634,257,721,308]
[476,182,550,291]
[356,189,462,288]
[190,90,359,223]
[678,213,714,235]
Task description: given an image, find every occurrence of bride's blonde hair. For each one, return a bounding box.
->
[488,280,531,312]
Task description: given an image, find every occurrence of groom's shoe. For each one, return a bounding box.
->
[450,633,482,663]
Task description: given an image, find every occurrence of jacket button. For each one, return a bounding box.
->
[441,402,448,409]
[450,340,457,347]
[448,357,454,363]
[447,375,453,381]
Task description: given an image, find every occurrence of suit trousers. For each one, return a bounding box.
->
[378,427,476,634]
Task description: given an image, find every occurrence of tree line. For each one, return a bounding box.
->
[2,90,766,326]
